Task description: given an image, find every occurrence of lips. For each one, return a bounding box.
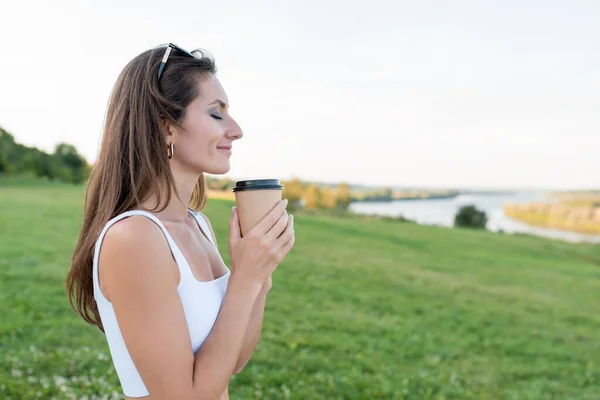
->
[217,145,232,156]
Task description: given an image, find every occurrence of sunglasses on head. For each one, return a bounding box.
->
[157,43,195,80]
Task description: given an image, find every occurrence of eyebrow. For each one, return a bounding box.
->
[208,99,228,108]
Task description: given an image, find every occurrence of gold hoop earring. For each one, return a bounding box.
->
[167,143,174,159]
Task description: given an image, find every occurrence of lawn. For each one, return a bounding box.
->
[1,182,599,399]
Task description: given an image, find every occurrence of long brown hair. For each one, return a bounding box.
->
[66,44,217,331]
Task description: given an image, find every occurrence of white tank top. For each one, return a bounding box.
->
[92,209,230,397]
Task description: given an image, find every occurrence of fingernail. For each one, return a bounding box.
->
[291,214,294,220]
[284,199,288,205]
[232,206,235,215]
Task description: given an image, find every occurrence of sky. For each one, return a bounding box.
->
[0,0,598,190]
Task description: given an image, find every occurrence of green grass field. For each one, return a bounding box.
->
[1,183,600,399]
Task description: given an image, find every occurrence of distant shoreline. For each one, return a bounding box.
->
[504,201,600,236]
[351,190,529,203]
[354,193,460,203]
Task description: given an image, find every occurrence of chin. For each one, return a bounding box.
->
[203,162,231,175]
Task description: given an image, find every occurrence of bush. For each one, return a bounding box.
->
[0,127,90,184]
[454,205,488,229]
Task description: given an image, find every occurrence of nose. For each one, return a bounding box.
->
[226,118,243,141]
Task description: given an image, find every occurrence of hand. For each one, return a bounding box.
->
[228,200,295,286]
[262,275,273,294]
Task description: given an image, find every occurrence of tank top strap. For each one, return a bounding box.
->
[187,209,217,248]
[93,210,195,300]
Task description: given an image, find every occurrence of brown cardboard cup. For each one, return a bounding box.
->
[233,179,284,237]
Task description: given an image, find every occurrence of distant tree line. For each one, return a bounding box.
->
[206,176,353,212]
[282,178,352,211]
[355,188,394,202]
[206,176,236,192]
[0,126,89,184]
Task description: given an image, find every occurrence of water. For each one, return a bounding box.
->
[349,192,600,244]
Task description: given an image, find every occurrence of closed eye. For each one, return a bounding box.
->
[211,114,223,120]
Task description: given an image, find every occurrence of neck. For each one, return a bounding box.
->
[141,168,201,223]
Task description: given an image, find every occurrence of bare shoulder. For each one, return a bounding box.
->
[96,215,200,397]
[98,215,179,300]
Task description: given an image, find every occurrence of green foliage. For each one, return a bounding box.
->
[1,184,600,399]
[303,184,320,210]
[355,187,394,202]
[281,179,353,212]
[207,177,382,213]
[319,186,337,210]
[0,126,89,184]
[53,143,89,184]
[454,205,488,229]
[335,182,351,211]
[281,177,304,211]
[209,177,235,191]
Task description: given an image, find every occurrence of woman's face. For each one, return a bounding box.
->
[167,74,243,175]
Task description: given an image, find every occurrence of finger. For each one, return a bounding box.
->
[265,211,289,243]
[250,199,288,236]
[228,206,241,244]
[275,214,294,248]
[276,229,295,260]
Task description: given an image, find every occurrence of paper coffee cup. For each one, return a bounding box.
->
[233,179,284,237]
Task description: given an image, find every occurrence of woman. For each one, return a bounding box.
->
[66,43,295,399]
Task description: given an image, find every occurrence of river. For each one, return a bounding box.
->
[349,192,600,244]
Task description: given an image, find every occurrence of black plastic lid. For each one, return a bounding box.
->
[232,179,284,192]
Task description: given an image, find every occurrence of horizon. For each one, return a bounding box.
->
[1,1,598,190]
[2,124,597,193]
[208,173,594,193]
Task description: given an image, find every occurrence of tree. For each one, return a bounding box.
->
[53,143,89,184]
[0,125,91,184]
[304,184,320,210]
[319,186,337,210]
[335,182,351,210]
[0,151,8,173]
[282,177,304,211]
[206,176,221,190]
[381,188,393,200]
[218,178,234,191]
[454,205,488,229]
[0,128,15,173]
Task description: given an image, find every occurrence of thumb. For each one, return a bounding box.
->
[229,206,241,244]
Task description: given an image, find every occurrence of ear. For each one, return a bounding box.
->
[161,116,176,142]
